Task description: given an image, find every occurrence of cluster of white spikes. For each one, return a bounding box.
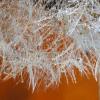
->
[0,0,100,91]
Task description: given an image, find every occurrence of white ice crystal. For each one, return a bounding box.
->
[0,0,100,91]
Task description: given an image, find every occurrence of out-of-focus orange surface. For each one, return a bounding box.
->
[0,71,98,100]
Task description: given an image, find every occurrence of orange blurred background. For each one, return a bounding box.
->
[0,71,99,100]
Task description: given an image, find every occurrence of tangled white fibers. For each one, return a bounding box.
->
[0,0,100,91]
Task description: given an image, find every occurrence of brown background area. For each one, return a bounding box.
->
[0,72,99,100]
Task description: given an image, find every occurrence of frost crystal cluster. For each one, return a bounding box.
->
[0,0,100,91]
